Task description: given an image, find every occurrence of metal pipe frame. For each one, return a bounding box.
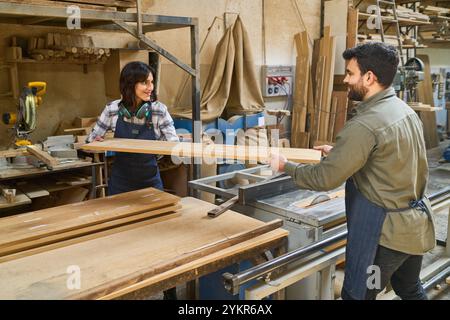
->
[223,231,347,295]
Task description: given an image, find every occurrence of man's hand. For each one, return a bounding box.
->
[313,145,333,156]
[269,153,287,172]
[94,136,104,142]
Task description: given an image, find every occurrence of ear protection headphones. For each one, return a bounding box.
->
[118,102,151,120]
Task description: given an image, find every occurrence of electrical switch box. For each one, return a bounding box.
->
[262,65,294,97]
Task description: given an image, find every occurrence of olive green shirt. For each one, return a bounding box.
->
[285,87,435,255]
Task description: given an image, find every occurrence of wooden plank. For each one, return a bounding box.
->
[0,188,180,250]
[66,219,283,300]
[16,181,49,199]
[318,27,336,142]
[312,57,326,144]
[332,91,348,141]
[26,145,59,169]
[0,149,28,158]
[416,54,439,149]
[81,139,322,164]
[408,103,442,112]
[0,159,94,179]
[347,7,358,49]
[0,211,180,264]
[0,204,181,259]
[328,97,338,142]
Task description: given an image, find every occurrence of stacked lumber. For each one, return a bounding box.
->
[291,31,314,148]
[291,26,348,147]
[23,33,111,64]
[420,5,450,17]
[81,138,322,164]
[383,5,430,22]
[0,187,180,262]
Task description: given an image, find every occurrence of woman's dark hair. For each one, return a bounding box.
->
[342,42,399,88]
[119,61,157,109]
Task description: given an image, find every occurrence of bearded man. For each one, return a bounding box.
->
[270,42,435,300]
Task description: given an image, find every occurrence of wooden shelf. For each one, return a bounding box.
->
[358,12,431,26]
[6,58,106,65]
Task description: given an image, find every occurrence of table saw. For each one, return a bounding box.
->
[189,165,347,299]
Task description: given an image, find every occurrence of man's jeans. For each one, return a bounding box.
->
[342,245,428,300]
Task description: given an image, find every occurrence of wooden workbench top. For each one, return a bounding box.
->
[0,159,96,180]
[0,197,288,300]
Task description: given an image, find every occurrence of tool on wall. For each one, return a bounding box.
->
[2,82,47,147]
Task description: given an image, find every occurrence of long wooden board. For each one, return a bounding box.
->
[67,219,283,299]
[0,197,288,299]
[81,139,322,164]
[26,145,59,168]
[0,211,181,264]
[0,187,179,250]
[0,204,181,260]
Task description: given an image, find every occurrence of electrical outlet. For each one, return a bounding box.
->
[262,65,294,97]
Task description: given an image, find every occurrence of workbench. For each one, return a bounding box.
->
[0,160,103,211]
[0,197,288,300]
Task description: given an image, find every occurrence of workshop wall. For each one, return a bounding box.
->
[0,0,322,148]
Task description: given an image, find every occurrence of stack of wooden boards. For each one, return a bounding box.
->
[81,138,322,164]
[0,193,287,299]
[419,5,450,42]
[383,5,430,22]
[291,27,349,148]
[0,187,181,263]
[7,33,111,64]
[4,0,136,12]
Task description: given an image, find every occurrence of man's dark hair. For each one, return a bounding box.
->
[119,61,157,109]
[342,42,399,88]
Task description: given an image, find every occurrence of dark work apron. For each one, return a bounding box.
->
[108,108,163,196]
[342,178,431,300]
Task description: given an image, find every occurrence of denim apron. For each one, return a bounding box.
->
[108,106,163,195]
[342,178,431,300]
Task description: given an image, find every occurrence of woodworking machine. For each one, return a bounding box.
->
[189,165,346,299]
[2,82,47,147]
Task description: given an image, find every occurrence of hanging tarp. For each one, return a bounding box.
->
[171,16,264,121]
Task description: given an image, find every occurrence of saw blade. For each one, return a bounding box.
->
[309,194,331,206]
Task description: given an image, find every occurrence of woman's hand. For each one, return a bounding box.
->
[94,136,104,142]
[313,145,333,156]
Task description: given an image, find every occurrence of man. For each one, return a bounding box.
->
[270,42,435,300]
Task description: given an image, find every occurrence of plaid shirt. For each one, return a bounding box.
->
[87,100,179,142]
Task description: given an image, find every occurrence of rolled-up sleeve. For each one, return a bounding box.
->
[285,121,376,191]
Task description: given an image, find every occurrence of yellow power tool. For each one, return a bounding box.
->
[2,82,47,147]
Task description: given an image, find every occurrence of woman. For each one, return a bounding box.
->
[88,61,179,300]
[87,61,179,196]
